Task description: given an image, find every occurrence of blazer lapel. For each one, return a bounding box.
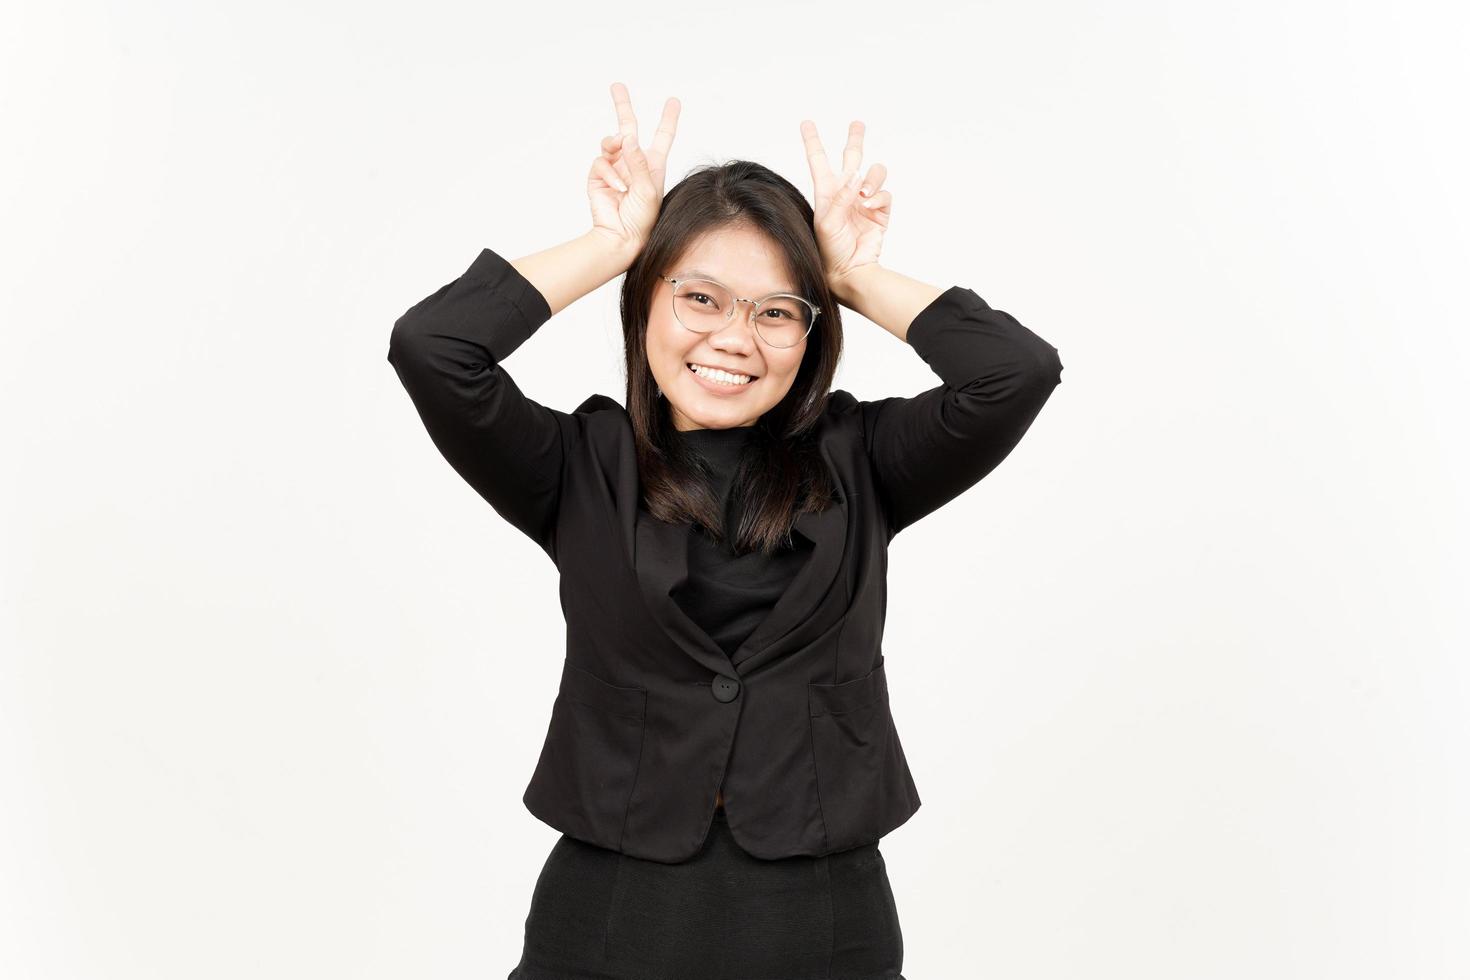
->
[623,431,850,678]
[727,498,846,671]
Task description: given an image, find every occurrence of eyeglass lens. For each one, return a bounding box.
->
[672,279,813,349]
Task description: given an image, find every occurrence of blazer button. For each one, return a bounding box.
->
[711,675,740,703]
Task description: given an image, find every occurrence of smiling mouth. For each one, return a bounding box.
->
[687,362,759,384]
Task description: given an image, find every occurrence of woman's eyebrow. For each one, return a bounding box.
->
[677,269,799,295]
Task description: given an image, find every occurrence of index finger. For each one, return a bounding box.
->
[645,96,681,170]
[610,81,639,145]
[839,121,865,180]
[800,119,837,184]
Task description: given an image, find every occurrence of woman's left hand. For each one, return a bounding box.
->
[801,119,891,296]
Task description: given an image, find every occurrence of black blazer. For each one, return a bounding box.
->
[387,246,1063,863]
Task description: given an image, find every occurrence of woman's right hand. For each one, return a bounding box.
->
[587,82,680,261]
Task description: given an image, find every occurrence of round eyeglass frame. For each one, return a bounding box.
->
[660,275,820,350]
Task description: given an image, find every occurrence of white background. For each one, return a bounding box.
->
[4,1,1468,977]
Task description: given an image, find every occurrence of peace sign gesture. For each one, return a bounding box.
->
[587,82,681,259]
[801,119,891,293]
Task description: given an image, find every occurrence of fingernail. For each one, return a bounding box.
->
[859,187,870,197]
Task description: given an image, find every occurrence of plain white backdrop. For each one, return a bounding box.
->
[3,1,1468,977]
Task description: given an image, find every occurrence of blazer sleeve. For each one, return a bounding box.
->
[386,246,572,564]
[857,285,1064,540]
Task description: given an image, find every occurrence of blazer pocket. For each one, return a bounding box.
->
[557,659,649,719]
[808,656,897,851]
[524,658,648,849]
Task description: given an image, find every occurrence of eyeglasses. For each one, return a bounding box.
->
[661,274,820,350]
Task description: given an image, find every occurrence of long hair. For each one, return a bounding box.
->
[619,160,843,556]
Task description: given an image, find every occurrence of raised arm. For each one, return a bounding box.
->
[841,266,1064,538]
[386,83,679,563]
[799,116,1063,539]
[386,239,608,562]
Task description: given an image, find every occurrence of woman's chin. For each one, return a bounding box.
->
[672,397,757,430]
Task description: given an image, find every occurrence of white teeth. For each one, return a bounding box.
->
[688,363,753,385]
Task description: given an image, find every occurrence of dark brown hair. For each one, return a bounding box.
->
[619,160,843,556]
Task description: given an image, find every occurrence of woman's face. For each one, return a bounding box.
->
[646,225,810,431]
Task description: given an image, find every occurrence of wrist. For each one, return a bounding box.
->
[583,228,644,276]
[828,263,885,310]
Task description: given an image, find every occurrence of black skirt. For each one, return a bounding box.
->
[507,806,906,980]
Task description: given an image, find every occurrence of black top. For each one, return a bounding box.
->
[386,245,1065,862]
[670,425,815,661]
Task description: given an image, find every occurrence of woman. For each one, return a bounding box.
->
[387,82,1063,980]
